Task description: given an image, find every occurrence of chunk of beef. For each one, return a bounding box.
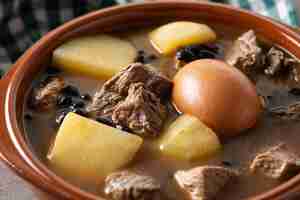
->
[250,144,300,179]
[174,166,239,200]
[87,63,172,118]
[291,64,300,82]
[88,90,124,120]
[86,63,172,137]
[269,102,300,120]
[225,30,262,72]
[112,83,167,137]
[30,77,65,110]
[100,63,172,99]
[264,47,286,75]
[104,171,161,200]
[264,47,300,79]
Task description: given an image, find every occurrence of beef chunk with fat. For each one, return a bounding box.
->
[112,83,167,137]
[104,171,161,200]
[87,63,172,119]
[30,77,65,110]
[88,90,124,120]
[100,62,172,99]
[291,64,300,82]
[264,47,286,75]
[86,63,172,137]
[174,166,239,200]
[250,144,300,179]
[269,101,300,120]
[225,30,300,82]
[264,47,300,82]
[264,47,299,80]
[225,30,262,72]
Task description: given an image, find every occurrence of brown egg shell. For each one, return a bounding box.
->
[172,59,262,136]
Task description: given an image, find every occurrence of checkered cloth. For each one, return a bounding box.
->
[0,0,299,75]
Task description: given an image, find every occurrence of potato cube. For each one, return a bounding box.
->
[52,34,137,79]
[159,114,221,161]
[48,112,143,183]
[149,21,216,55]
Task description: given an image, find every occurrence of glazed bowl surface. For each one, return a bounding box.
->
[1,1,300,199]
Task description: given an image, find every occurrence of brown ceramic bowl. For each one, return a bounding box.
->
[1,1,300,199]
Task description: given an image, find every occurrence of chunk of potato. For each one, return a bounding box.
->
[52,34,137,79]
[149,21,216,55]
[159,114,221,161]
[48,112,142,183]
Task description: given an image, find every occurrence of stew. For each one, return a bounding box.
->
[23,21,300,200]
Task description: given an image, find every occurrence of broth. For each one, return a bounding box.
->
[24,24,300,200]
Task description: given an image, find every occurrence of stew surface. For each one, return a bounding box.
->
[23,22,300,200]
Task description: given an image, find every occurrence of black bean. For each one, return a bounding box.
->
[57,95,73,107]
[71,108,88,117]
[96,117,115,127]
[176,49,194,61]
[72,100,85,108]
[221,160,233,167]
[138,50,145,55]
[116,125,131,132]
[267,95,272,99]
[55,107,87,125]
[46,67,61,75]
[136,50,158,63]
[176,44,219,63]
[62,85,80,97]
[188,44,200,51]
[55,110,69,125]
[80,94,91,101]
[135,55,145,63]
[289,88,300,96]
[24,113,33,120]
[197,50,216,59]
[56,115,65,125]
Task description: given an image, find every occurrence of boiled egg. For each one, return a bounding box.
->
[172,59,262,136]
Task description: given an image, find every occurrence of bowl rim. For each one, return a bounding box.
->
[3,1,300,199]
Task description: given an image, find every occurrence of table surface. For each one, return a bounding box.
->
[1,2,300,200]
[0,161,55,200]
